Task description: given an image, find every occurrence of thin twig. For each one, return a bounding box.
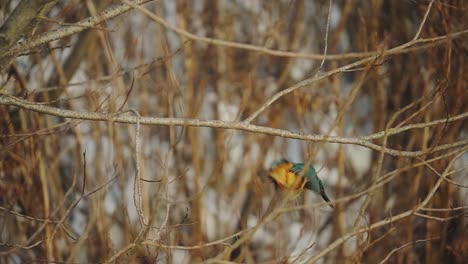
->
[319,0,333,69]
[413,0,435,40]
[379,237,440,264]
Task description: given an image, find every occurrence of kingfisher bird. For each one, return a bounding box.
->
[268,159,334,208]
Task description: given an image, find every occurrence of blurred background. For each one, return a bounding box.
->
[0,0,467,263]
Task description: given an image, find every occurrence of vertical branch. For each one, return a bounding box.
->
[38,147,53,260]
[319,0,333,70]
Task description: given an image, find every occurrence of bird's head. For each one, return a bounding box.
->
[270,158,290,170]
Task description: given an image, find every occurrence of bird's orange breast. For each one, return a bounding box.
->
[269,162,307,190]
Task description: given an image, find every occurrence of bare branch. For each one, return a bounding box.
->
[379,237,440,264]
[122,0,468,62]
[1,94,466,158]
[413,0,435,40]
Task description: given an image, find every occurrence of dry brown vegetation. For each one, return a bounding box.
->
[0,0,467,263]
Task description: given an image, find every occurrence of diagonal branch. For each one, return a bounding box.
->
[0,0,153,70]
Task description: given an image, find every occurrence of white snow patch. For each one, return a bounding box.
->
[200,89,217,120]
[264,77,279,98]
[224,132,244,184]
[109,223,124,249]
[79,135,96,162]
[248,215,275,244]
[100,136,115,163]
[286,138,303,162]
[288,222,316,262]
[264,147,282,169]
[218,101,239,121]
[454,152,468,200]
[172,249,190,264]
[124,176,139,223]
[318,167,340,187]
[55,237,67,254]
[70,196,87,234]
[245,142,261,166]
[67,69,88,97]
[385,196,396,212]
[344,145,371,178]
[201,189,237,240]
[330,3,341,29]
[290,58,314,81]
[238,0,261,13]
[104,182,121,215]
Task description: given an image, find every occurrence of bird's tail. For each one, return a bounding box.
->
[320,190,335,208]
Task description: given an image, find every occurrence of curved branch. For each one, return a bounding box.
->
[124,0,468,62]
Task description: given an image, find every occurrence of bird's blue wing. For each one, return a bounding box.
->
[290,163,317,178]
[289,163,304,174]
